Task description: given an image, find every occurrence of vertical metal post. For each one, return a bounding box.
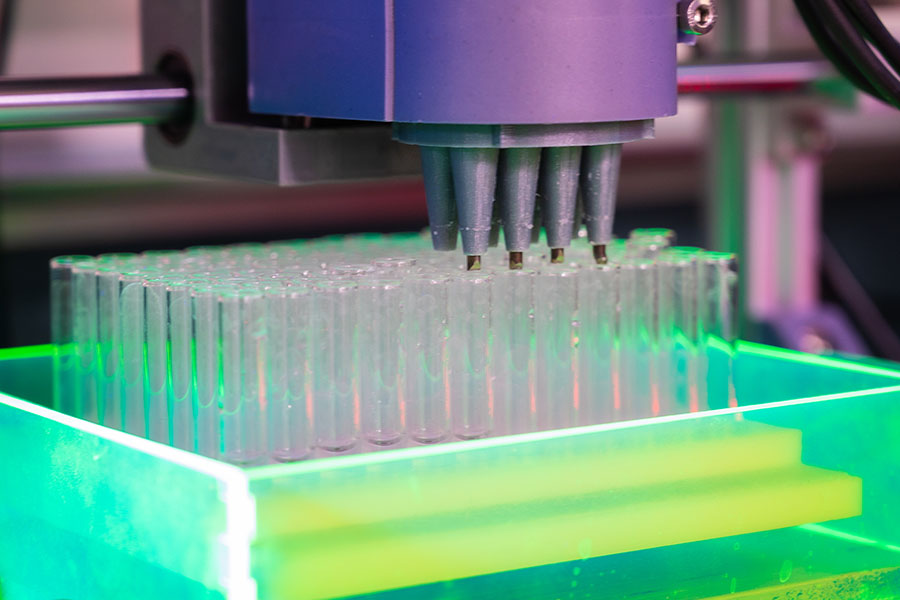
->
[705,0,753,335]
[705,0,824,342]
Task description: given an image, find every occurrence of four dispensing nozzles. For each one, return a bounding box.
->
[418,142,623,269]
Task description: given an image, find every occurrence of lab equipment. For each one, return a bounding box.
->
[49,230,738,464]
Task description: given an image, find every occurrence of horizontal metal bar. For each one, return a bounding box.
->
[0,74,189,129]
[0,61,832,132]
[677,60,834,94]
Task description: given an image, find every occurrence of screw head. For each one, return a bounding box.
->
[679,0,717,36]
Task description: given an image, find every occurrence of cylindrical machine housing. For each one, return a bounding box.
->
[247,0,678,125]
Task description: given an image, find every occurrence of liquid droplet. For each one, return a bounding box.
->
[578,538,593,560]
[779,559,793,583]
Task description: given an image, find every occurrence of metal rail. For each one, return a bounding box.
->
[0,61,832,131]
[0,74,189,129]
[677,60,834,94]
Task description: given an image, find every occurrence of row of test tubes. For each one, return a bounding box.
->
[50,229,738,465]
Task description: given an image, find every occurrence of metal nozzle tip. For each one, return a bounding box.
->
[466,255,482,271]
[550,248,565,264]
[508,251,524,270]
[593,244,608,265]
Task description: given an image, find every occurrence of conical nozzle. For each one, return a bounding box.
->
[450,147,499,257]
[580,144,622,247]
[419,146,458,251]
[539,146,582,250]
[497,147,541,253]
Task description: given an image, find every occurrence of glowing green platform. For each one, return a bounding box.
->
[1,342,899,600]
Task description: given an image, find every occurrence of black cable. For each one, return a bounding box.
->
[822,237,900,361]
[793,0,884,100]
[802,0,900,108]
[840,0,900,76]
[813,0,900,101]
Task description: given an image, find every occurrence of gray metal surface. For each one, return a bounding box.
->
[141,0,420,185]
[393,121,655,149]
[0,75,187,129]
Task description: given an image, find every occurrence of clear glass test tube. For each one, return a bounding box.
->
[404,276,450,444]
[625,228,676,260]
[266,283,313,461]
[144,277,170,444]
[166,280,194,452]
[448,273,493,440]
[701,252,739,410]
[533,268,579,431]
[371,257,418,275]
[629,228,676,245]
[311,282,359,452]
[358,280,404,445]
[96,252,138,268]
[96,266,122,428]
[656,250,699,416]
[490,269,535,436]
[219,287,267,464]
[119,272,146,437]
[604,238,628,264]
[71,261,99,422]
[192,285,221,459]
[50,256,93,416]
[577,264,617,425]
[617,259,657,420]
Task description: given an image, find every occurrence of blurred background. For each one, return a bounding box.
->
[1,0,899,358]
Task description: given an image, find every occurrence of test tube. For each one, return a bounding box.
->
[577,265,617,425]
[119,272,146,437]
[144,277,170,443]
[700,252,739,410]
[448,273,493,440]
[404,276,450,444]
[266,283,313,461]
[50,256,92,416]
[625,228,676,260]
[490,269,535,435]
[192,285,221,459]
[358,280,404,445]
[219,287,267,464]
[371,257,417,275]
[96,266,122,428]
[71,261,99,422]
[617,259,657,420]
[533,268,579,430]
[629,228,676,245]
[656,251,699,416]
[311,282,359,452]
[167,280,194,451]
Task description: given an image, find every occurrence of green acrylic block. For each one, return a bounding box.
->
[1,342,899,600]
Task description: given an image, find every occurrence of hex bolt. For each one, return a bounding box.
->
[679,0,717,36]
